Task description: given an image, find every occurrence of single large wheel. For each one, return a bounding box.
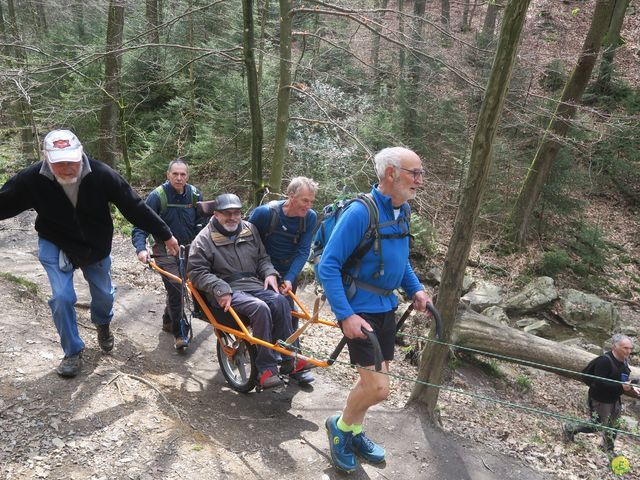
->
[216,331,258,393]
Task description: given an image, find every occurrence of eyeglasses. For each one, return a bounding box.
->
[219,210,242,217]
[398,167,425,180]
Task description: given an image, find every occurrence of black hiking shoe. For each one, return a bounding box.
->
[56,352,82,378]
[96,323,114,352]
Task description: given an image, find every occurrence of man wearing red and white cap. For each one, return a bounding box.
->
[0,129,179,378]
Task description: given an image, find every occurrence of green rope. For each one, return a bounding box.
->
[289,342,640,440]
[397,331,634,387]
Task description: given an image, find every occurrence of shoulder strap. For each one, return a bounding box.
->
[266,200,304,244]
[188,184,199,209]
[154,185,168,214]
[266,201,281,237]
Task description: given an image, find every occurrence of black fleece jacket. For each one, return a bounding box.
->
[0,156,172,267]
[589,351,631,403]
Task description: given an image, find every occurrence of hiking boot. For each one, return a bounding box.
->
[56,352,82,378]
[259,369,284,389]
[96,323,114,352]
[289,370,315,385]
[352,431,385,463]
[325,414,356,473]
[562,424,575,443]
[174,336,189,350]
[280,357,311,375]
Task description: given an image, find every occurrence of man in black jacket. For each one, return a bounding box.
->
[132,159,206,350]
[563,334,637,455]
[0,129,179,378]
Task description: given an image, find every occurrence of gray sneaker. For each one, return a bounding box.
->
[174,336,189,350]
[56,352,82,378]
[259,369,284,389]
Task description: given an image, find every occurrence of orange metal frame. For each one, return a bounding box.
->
[148,260,339,368]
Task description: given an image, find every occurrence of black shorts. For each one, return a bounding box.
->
[343,310,396,367]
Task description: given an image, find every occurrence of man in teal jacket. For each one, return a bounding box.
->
[318,146,432,473]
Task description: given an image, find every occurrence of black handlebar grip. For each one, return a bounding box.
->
[427,303,444,340]
[327,327,383,372]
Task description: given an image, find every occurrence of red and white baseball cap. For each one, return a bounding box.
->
[43,129,83,163]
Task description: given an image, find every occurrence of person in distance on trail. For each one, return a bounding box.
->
[248,176,318,385]
[131,159,206,350]
[0,129,178,378]
[563,334,639,456]
[187,193,311,389]
[318,146,432,473]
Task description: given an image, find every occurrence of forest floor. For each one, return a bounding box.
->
[0,202,639,480]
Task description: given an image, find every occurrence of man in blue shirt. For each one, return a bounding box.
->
[318,147,432,473]
[249,177,318,385]
[132,159,205,350]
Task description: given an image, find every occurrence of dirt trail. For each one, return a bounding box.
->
[0,212,555,479]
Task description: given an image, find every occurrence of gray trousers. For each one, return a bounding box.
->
[568,397,622,452]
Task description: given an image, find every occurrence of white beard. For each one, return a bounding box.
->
[55,175,80,185]
[221,222,240,233]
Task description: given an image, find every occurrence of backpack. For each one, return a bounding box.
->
[154,184,199,215]
[310,192,411,299]
[581,353,618,386]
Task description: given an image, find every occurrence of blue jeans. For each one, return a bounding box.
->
[38,238,115,357]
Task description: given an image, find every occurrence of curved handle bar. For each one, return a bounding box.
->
[327,327,383,372]
[427,303,444,340]
[395,302,444,341]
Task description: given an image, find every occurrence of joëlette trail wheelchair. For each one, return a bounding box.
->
[147,244,386,393]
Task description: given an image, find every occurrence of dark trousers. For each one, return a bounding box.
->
[152,244,184,338]
[224,289,294,373]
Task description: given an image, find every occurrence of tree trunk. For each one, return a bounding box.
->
[407,0,532,420]
[369,0,387,90]
[35,1,47,36]
[452,308,640,387]
[461,0,470,32]
[98,0,125,168]
[6,0,37,159]
[257,0,270,82]
[268,0,292,195]
[74,1,86,42]
[478,1,499,48]
[402,0,426,142]
[441,0,450,31]
[146,0,160,45]
[509,0,616,246]
[397,0,405,74]
[186,0,196,143]
[596,0,630,90]
[242,0,264,206]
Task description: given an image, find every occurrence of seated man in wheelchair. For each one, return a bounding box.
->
[187,193,310,389]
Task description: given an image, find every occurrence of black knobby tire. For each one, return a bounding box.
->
[216,331,258,393]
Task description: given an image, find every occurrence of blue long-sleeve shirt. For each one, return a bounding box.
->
[248,201,317,283]
[318,185,424,320]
